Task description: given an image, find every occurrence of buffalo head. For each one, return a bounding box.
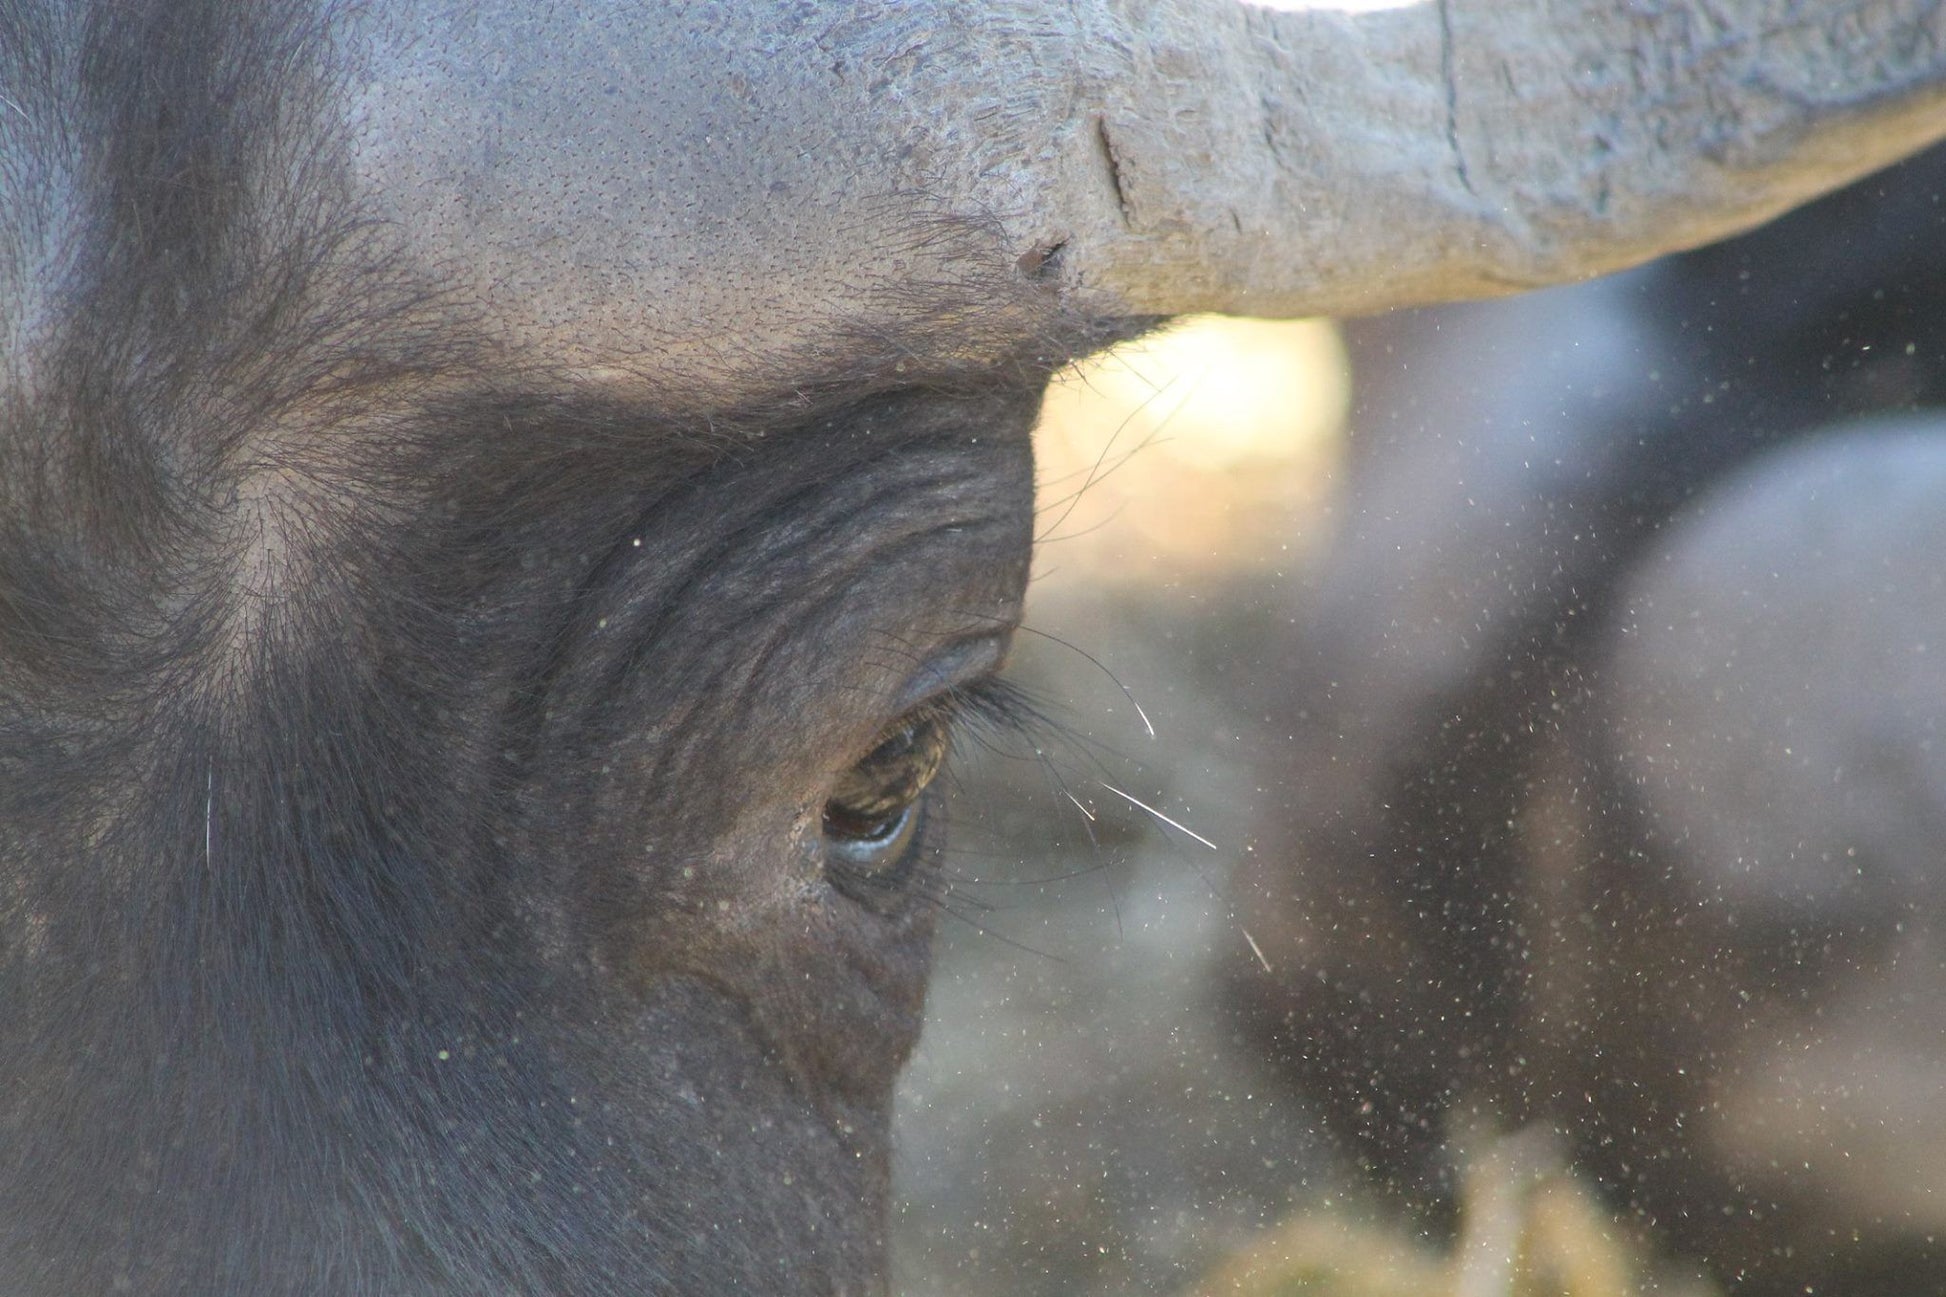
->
[2,0,1943,1292]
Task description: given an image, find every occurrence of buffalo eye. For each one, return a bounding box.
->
[822,706,952,901]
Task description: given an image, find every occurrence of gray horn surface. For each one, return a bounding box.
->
[348,0,1946,402]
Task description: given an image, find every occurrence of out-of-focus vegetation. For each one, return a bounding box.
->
[1188,1130,1719,1297]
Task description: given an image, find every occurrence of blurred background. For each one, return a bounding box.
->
[889,146,1946,1297]
[890,315,1359,1295]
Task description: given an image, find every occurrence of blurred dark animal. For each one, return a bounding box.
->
[1226,145,1946,1295]
[2,0,1941,1292]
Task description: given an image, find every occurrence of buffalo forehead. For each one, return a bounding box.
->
[344,0,1088,407]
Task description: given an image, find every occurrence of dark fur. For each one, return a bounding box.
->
[0,2,1137,1291]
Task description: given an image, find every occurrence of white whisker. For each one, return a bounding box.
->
[1097,782,1217,850]
[1241,927,1272,974]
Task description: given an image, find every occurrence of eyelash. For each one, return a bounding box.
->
[922,673,1046,759]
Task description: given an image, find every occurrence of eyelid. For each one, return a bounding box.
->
[888,632,1009,715]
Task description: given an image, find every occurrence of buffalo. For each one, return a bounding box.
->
[2,1,1944,1293]
[1226,145,1946,1294]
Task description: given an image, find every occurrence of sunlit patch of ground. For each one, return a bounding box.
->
[1031,314,1349,591]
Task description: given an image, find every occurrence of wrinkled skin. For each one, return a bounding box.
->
[0,386,1047,1293]
[0,2,1126,1291]
[1225,147,1946,1293]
